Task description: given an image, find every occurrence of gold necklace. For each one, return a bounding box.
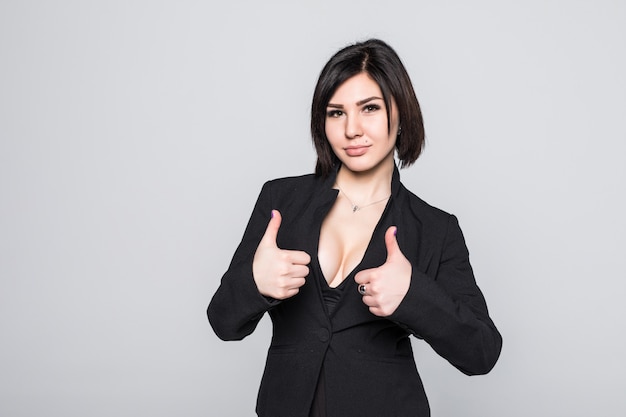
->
[336,182,391,213]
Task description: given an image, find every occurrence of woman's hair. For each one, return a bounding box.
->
[311,38,425,177]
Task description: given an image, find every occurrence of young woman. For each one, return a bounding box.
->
[208,38,502,417]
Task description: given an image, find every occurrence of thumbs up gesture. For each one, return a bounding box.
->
[354,226,412,317]
[253,210,311,300]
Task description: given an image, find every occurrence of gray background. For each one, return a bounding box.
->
[1,1,625,416]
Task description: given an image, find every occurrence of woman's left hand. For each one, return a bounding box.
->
[355,226,412,317]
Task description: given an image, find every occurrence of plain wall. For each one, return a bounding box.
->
[1,1,625,416]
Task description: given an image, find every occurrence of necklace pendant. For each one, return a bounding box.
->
[352,205,359,213]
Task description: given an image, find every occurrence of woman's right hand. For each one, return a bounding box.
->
[252,210,311,300]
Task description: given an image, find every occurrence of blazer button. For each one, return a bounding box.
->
[317,328,330,343]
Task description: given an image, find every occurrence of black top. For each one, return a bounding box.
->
[320,268,349,316]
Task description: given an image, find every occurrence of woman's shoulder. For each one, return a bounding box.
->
[260,172,321,195]
[265,172,318,187]
[255,172,324,201]
[257,172,330,211]
[398,183,455,225]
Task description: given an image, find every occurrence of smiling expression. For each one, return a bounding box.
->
[325,72,400,175]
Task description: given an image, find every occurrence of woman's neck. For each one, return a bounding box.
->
[335,158,394,203]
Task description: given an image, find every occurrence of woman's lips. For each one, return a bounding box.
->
[345,145,370,156]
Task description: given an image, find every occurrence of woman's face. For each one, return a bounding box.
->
[325,72,399,175]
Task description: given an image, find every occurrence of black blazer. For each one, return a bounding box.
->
[208,167,502,417]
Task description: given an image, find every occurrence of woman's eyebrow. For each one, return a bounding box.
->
[356,96,383,106]
[327,96,383,108]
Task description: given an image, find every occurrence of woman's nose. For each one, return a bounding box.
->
[345,115,363,139]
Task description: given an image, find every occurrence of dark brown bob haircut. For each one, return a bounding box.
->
[311,38,425,177]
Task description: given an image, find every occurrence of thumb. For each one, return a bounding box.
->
[384,226,401,261]
[260,209,282,246]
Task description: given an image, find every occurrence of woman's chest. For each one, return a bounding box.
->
[317,199,388,287]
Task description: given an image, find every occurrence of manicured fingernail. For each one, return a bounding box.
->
[393,227,397,236]
[270,210,275,218]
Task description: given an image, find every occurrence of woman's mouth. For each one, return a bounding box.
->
[344,145,370,157]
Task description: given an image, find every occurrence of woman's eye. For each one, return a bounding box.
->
[326,110,343,118]
[363,104,381,113]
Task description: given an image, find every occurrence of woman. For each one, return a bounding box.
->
[208,38,502,417]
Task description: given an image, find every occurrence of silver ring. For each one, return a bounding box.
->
[358,284,367,296]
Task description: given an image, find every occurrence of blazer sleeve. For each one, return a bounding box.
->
[207,181,280,341]
[389,214,502,375]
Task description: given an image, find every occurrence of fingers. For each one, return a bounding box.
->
[355,226,411,317]
[284,249,311,266]
[355,270,376,293]
[259,211,312,269]
[356,226,401,288]
[354,269,369,285]
[384,226,400,260]
[279,264,309,279]
[253,210,311,300]
[261,209,310,265]
[260,209,282,247]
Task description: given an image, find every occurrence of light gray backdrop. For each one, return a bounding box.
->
[1,1,625,416]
